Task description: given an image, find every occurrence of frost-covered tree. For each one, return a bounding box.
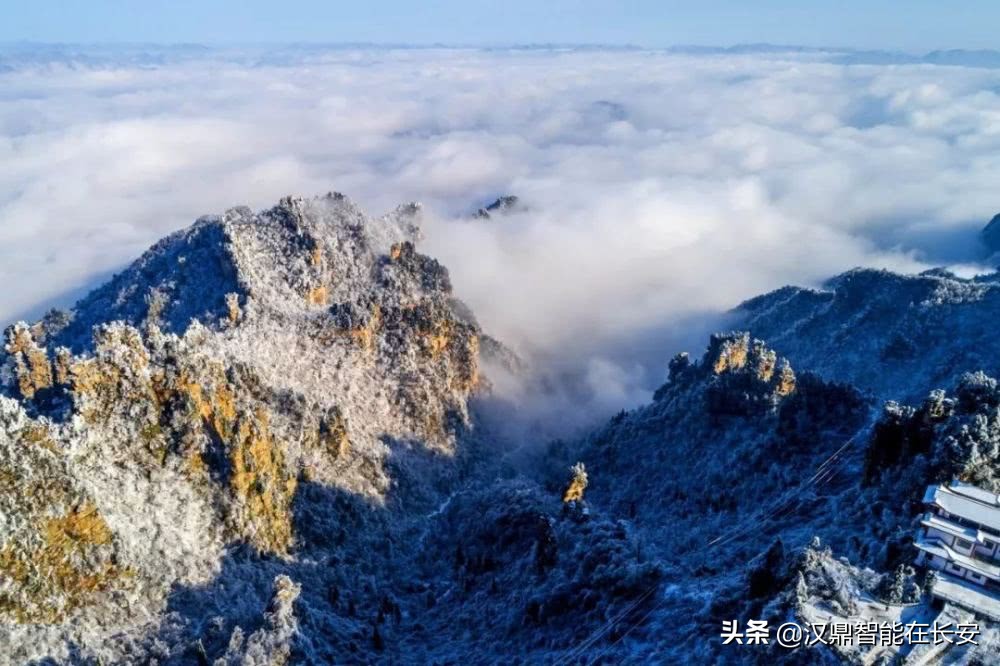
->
[878,564,920,604]
[562,462,588,504]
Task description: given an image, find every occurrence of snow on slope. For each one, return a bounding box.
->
[735,267,1000,402]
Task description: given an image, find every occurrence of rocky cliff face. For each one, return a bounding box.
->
[0,194,486,663]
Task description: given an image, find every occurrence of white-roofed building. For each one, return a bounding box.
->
[915,482,1000,620]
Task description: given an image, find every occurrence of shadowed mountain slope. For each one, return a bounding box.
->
[735,267,1000,401]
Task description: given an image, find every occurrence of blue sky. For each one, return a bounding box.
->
[0,0,995,51]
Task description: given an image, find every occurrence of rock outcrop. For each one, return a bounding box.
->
[474,195,523,219]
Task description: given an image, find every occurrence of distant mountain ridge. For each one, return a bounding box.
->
[7,43,1000,70]
[734,266,1000,401]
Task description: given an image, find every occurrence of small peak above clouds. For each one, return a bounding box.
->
[473,194,524,219]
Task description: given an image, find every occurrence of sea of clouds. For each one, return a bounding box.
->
[3,45,1000,416]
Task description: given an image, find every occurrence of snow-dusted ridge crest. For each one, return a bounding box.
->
[735,266,1000,401]
[41,193,426,350]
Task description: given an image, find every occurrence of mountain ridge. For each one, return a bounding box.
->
[4,194,1000,663]
[734,265,1000,401]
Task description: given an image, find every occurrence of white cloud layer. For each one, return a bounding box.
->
[3,46,1000,414]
